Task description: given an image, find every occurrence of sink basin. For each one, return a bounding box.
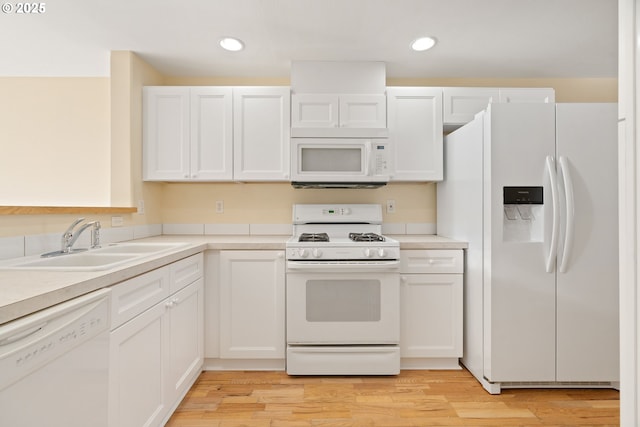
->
[10,253,139,271]
[95,242,186,255]
[0,242,189,271]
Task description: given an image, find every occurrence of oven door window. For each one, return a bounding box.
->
[306,279,381,322]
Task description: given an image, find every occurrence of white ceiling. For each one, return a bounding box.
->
[0,0,618,79]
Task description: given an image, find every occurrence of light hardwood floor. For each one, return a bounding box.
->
[166,369,619,426]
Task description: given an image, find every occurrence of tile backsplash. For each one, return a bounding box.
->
[0,222,435,260]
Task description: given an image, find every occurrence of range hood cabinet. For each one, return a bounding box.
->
[290,62,388,139]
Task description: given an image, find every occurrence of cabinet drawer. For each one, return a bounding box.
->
[110,267,170,329]
[170,253,204,294]
[400,250,463,274]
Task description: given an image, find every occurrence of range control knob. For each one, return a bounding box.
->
[363,248,373,258]
[298,248,309,258]
[312,248,323,258]
[377,248,387,257]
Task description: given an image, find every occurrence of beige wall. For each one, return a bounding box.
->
[110,51,165,226]
[161,182,436,224]
[0,77,111,206]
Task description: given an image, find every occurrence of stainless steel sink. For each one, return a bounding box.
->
[0,242,189,271]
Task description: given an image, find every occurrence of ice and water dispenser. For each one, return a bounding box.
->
[503,186,544,242]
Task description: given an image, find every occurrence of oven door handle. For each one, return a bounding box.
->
[287,260,400,272]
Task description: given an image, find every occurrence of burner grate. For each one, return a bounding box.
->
[298,232,330,242]
[349,232,385,242]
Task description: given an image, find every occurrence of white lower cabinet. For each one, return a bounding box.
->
[165,278,204,407]
[400,250,463,369]
[219,250,285,360]
[109,295,167,427]
[109,253,204,427]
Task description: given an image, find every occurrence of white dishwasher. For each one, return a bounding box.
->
[0,288,110,427]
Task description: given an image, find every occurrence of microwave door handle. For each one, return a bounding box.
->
[364,141,372,176]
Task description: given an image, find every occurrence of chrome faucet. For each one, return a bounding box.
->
[60,218,101,253]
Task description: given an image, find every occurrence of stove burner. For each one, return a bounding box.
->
[349,232,385,242]
[298,232,330,242]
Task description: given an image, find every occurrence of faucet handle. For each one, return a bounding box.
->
[91,221,101,249]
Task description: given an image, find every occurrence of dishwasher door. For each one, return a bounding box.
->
[0,288,110,427]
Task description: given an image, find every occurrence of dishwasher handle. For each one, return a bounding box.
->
[0,322,47,347]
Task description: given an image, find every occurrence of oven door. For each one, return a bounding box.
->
[286,262,400,345]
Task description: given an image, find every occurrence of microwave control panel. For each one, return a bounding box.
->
[373,144,390,175]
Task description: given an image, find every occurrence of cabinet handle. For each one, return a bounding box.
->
[165,297,180,308]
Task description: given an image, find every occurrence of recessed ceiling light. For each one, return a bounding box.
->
[219,37,244,52]
[411,36,437,52]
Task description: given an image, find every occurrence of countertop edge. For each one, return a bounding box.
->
[0,235,467,324]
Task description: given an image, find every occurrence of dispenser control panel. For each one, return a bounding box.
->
[503,187,543,205]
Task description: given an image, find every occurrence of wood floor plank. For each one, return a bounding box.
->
[165,369,619,427]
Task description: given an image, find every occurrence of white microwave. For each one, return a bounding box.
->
[291,138,392,188]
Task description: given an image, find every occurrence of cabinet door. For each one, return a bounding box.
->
[387,87,443,181]
[339,94,386,128]
[143,87,190,181]
[233,87,291,181]
[165,278,204,405]
[219,250,285,359]
[498,88,555,103]
[291,94,339,128]
[443,87,499,126]
[190,87,233,180]
[400,274,463,358]
[109,302,167,427]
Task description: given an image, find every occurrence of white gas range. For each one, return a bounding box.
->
[285,204,401,375]
[286,204,400,262]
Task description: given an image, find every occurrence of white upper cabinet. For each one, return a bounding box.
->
[292,93,386,129]
[443,87,499,127]
[190,88,233,180]
[387,87,443,181]
[498,88,555,103]
[233,87,291,181]
[443,87,555,128]
[143,86,233,181]
[291,94,339,128]
[143,87,190,181]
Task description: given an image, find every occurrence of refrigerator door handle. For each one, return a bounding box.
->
[558,156,575,273]
[545,155,559,273]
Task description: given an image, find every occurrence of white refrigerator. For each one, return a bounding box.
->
[437,103,619,394]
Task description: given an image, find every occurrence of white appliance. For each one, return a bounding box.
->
[286,204,401,375]
[437,103,619,394]
[290,138,391,188]
[0,288,111,426]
